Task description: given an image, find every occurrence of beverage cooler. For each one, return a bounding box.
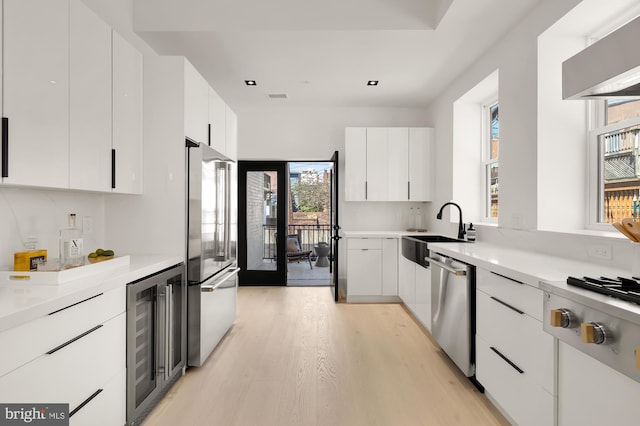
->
[125,263,186,425]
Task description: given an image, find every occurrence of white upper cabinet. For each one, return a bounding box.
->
[225,105,238,161]
[387,127,409,201]
[112,31,143,194]
[208,87,227,154]
[345,126,432,202]
[3,0,70,188]
[184,61,209,145]
[69,0,112,192]
[408,127,433,201]
[365,128,388,201]
[344,127,367,201]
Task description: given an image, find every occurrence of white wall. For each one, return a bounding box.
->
[236,105,431,232]
[425,0,640,270]
[0,187,105,269]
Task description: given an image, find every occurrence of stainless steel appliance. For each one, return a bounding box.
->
[186,140,238,367]
[541,276,640,425]
[429,253,476,377]
[126,263,186,425]
[563,15,640,99]
[542,276,640,383]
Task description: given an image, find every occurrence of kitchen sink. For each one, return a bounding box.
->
[401,235,467,268]
[404,235,467,243]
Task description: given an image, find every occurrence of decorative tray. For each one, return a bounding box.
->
[0,255,130,285]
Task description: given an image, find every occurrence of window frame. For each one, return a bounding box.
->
[482,99,499,223]
[587,109,640,230]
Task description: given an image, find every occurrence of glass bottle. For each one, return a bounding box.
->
[60,213,84,268]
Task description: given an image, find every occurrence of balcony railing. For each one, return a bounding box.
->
[263,224,332,260]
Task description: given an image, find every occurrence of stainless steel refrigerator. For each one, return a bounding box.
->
[186,140,239,367]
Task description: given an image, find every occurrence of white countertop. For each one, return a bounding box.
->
[428,242,640,323]
[343,230,436,238]
[0,254,183,333]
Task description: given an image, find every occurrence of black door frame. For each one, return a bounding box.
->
[238,161,287,285]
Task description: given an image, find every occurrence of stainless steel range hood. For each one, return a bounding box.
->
[563,15,640,99]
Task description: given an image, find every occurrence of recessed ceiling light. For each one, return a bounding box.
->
[367,80,379,86]
[245,80,257,86]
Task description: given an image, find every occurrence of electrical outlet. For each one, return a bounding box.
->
[83,216,93,235]
[588,245,612,260]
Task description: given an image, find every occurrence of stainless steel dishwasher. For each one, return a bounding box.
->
[428,252,476,377]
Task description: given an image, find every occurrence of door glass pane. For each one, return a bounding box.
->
[247,171,277,271]
[134,287,156,407]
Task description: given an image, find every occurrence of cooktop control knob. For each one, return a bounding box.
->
[581,322,608,345]
[550,308,576,328]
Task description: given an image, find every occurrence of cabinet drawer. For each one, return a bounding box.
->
[70,369,126,426]
[347,238,382,250]
[476,289,554,393]
[477,268,542,321]
[476,336,554,426]
[0,285,125,377]
[0,312,125,409]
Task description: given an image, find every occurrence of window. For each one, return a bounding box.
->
[483,102,499,220]
[590,100,640,225]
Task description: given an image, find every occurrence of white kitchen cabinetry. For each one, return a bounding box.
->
[398,254,431,331]
[347,238,382,297]
[225,105,238,160]
[414,263,431,329]
[346,237,398,302]
[558,341,640,426]
[475,268,555,426]
[344,127,433,201]
[0,286,126,425]
[408,128,433,201]
[184,60,210,145]
[2,0,70,188]
[344,128,367,201]
[112,31,143,194]
[69,0,112,192]
[208,87,227,153]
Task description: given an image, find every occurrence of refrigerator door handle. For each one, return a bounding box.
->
[201,268,240,292]
[157,284,167,378]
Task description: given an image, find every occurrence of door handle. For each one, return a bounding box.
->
[2,117,8,177]
[427,257,467,275]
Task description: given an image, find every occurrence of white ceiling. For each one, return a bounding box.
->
[133,0,542,109]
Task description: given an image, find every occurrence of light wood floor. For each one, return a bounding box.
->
[143,287,509,426]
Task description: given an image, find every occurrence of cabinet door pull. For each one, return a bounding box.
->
[111,148,116,189]
[2,117,8,177]
[365,181,368,200]
[48,293,104,316]
[46,324,103,355]
[490,346,524,374]
[208,123,211,146]
[489,296,524,315]
[407,181,410,200]
[490,271,524,285]
[69,389,103,418]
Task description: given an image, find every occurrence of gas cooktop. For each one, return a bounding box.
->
[567,276,640,305]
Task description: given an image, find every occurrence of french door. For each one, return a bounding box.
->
[238,161,287,285]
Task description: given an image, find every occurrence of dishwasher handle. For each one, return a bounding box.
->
[427,257,467,276]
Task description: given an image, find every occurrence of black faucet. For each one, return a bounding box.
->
[436,202,466,240]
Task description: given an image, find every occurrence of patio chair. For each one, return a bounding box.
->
[286,234,313,269]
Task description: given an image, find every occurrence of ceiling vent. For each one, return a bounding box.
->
[268,93,288,99]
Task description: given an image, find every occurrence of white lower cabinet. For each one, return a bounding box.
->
[475,267,555,425]
[0,286,126,425]
[414,264,430,330]
[399,255,431,331]
[347,237,398,302]
[558,341,640,426]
